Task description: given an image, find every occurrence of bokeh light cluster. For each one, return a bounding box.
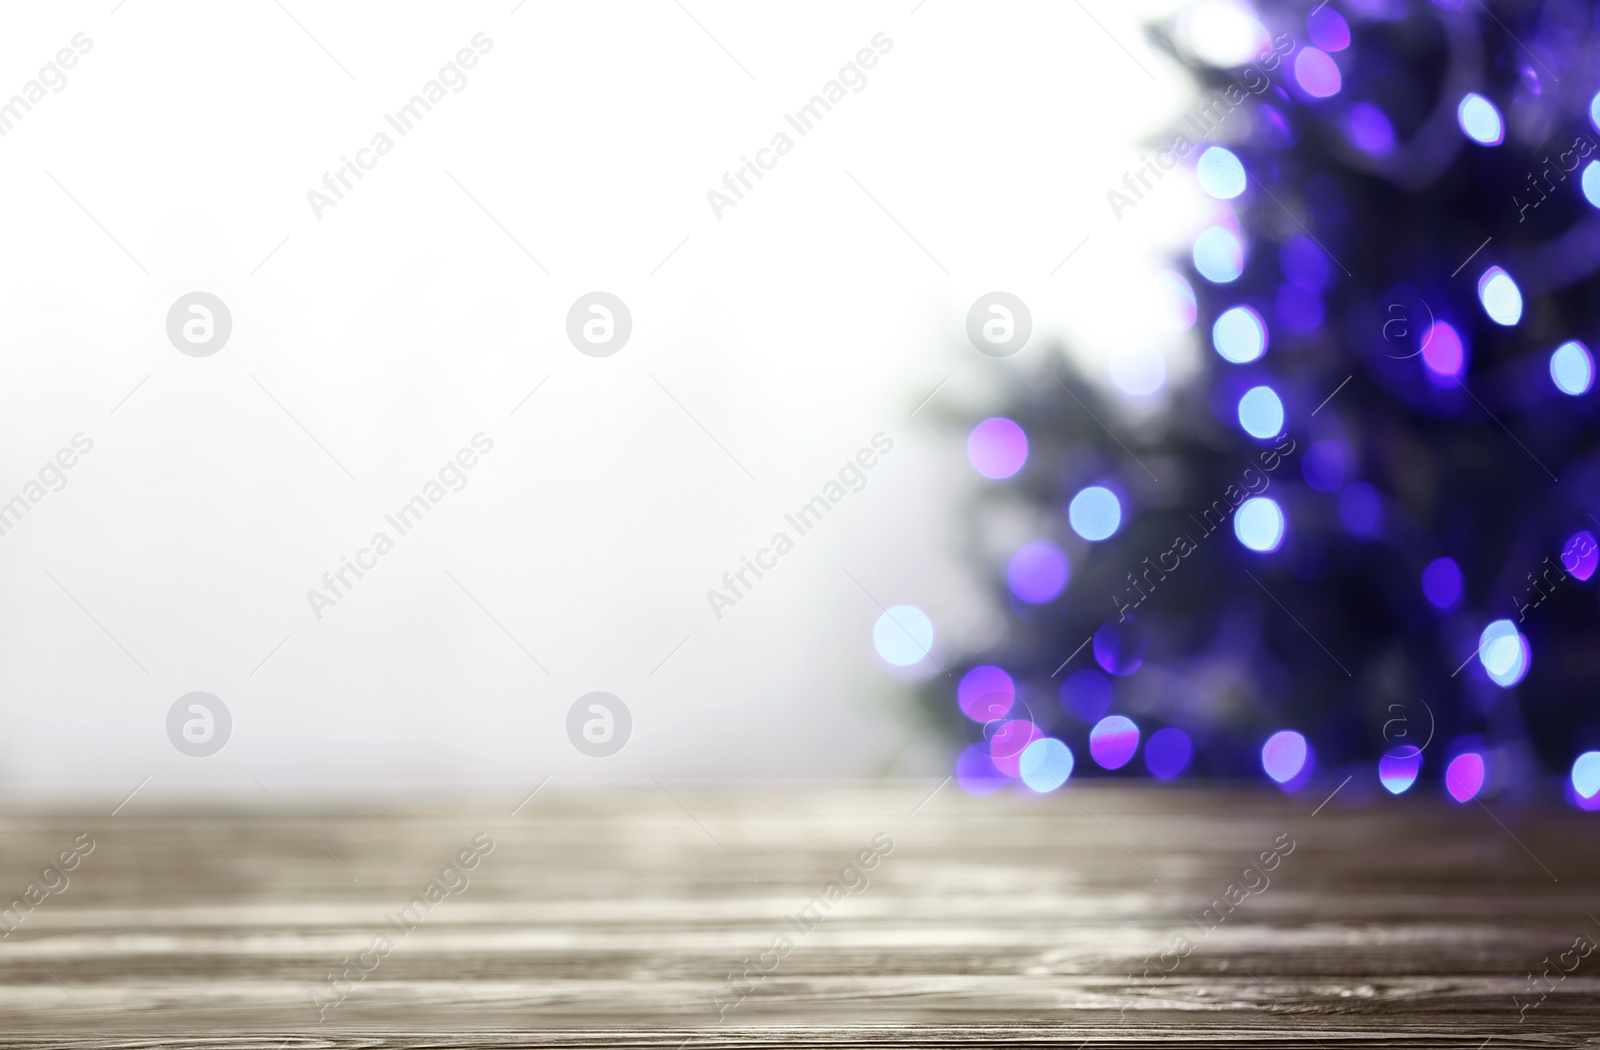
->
[913,0,1600,806]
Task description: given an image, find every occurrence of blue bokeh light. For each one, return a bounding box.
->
[1144,727,1192,779]
[1585,161,1600,208]
[1477,266,1522,326]
[1069,486,1122,541]
[1307,7,1350,51]
[1196,146,1247,199]
[1007,540,1070,604]
[1422,557,1463,610]
[1572,751,1600,800]
[1019,737,1075,793]
[1234,497,1286,552]
[1237,386,1285,439]
[873,605,933,666]
[1478,619,1529,687]
[1213,306,1268,364]
[1457,93,1504,145]
[1194,226,1244,283]
[1550,340,1594,396]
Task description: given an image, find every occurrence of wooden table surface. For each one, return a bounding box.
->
[0,781,1594,1047]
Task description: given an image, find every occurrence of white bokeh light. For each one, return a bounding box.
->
[873,606,935,667]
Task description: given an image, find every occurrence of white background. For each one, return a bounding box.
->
[0,0,1230,797]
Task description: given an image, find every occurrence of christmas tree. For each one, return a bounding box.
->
[927,0,1600,803]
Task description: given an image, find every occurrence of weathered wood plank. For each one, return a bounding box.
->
[0,784,1594,1045]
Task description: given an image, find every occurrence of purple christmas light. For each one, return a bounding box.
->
[1144,728,1193,779]
[968,418,1028,479]
[1089,715,1141,770]
[1007,540,1069,604]
[1421,557,1463,609]
[957,665,1014,723]
[1445,752,1485,802]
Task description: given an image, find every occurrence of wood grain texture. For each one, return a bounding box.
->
[0,782,1594,1046]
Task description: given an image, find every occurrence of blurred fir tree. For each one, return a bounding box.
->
[927,0,1600,796]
